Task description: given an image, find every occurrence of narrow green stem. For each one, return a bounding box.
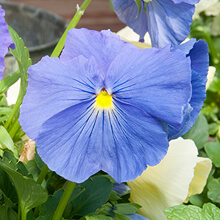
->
[51,0,91,57]
[8,115,20,138]
[52,181,76,220]
[21,208,27,220]
[37,164,49,185]
[18,202,21,220]
[4,96,22,130]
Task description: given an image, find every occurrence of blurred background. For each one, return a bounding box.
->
[6,0,124,31]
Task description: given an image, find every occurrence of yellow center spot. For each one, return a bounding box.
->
[96,89,113,109]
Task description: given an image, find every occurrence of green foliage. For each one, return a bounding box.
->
[8,26,31,96]
[207,178,220,203]
[165,203,220,220]
[71,176,113,217]
[183,114,209,150]
[0,161,48,219]
[205,141,220,167]
[0,126,17,156]
[0,71,20,95]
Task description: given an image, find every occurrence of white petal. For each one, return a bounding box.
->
[128,137,198,220]
[185,157,212,202]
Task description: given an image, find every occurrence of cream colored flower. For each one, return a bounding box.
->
[128,138,212,220]
[206,66,216,90]
[194,0,218,19]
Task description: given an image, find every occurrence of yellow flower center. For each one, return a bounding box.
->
[96,89,113,109]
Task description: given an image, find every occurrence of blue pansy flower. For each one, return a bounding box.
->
[168,39,209,139]
[111,0,200,48]
[20,28,192,183]
[0,5,13,80]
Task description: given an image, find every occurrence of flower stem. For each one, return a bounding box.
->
[51,0,91,58]
[52,181,76,220]
[37,164,49,185]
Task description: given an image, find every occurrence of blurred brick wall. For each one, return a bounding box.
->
[7,0,125,32]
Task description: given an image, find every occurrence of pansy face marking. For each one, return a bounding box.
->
[96,88,113,109]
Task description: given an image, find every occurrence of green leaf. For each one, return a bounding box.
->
[0,167,17,203]
[72,176,112,216]
[0,107,13,115]
[0,71,20,95]
[0,161,48,219]
[203,203,220,219]
[205,141,220,167]
[165,204,210,220]
[8,27,31,96]
[0,205,17,220]
[114,213,130,220]
[0,126,17,156]
[114,203,140,215]
[208,122,219,135]
[39,190,63,218]
[26,159,41,181]
[207,178,220,203]
[165,203,220,220]
[85,215,113,220]
[109,190,121,201]
[183,114,209,150]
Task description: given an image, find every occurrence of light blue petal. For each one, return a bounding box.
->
[173,38,197,54]
[105,46,192,130]
[111,0,148,40]
[0,5,13,79]
[60,28,136,75]
[36,101,102,183]
[172,0,200,4]
[19,55,103,140]
[147,0,195,48]
[36,98,169,183]
[127,214,149,220]
[168,40,209,139]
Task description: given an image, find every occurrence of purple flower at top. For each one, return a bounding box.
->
[168,39,209,139]
[0,5,13,80]
[111,0,200,48]
[20,28,192,183]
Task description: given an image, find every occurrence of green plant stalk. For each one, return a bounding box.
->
[51,0,91,57]
[21,210,27,220]
[36,164,49,185]
[4,89,23,130]
[8,114,20,138]
[52,181,76,220]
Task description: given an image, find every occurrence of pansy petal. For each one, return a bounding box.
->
[187,40,209,83]
[0,5,13,79]
[20,55,103,140]
[111,0,148,40]
[172,0,200,4]
[128,137,198,220]
[60,28,136,74]
[168,40,208,139]
[36,98,169,183]
[185,157,212,202]
[105,46,191,129]
[147,0,195,48]
[36,101,102,183]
